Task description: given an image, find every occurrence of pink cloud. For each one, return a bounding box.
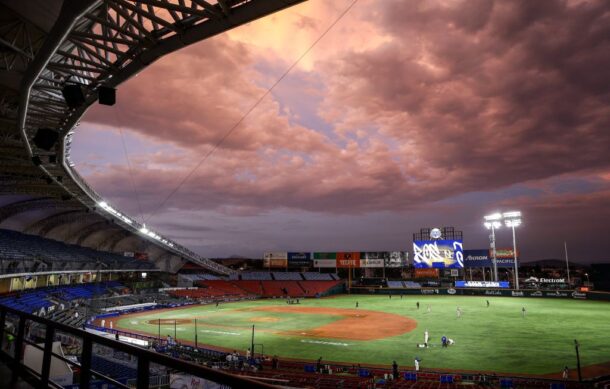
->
[76,0,610,221]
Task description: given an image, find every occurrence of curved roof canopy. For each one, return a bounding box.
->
[0,0,305,274]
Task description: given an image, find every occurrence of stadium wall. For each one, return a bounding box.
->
[350,286,590,299]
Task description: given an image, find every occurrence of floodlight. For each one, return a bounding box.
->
[485,221,501,229]
[484,213,502,221]
[505,219,522,227]
[503,211,521,218]
[139,225,149,234]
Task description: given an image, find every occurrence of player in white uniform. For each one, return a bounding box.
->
[424,330,429,347]
[456,307,462,318]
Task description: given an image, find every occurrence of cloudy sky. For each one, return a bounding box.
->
[71,0,610,263]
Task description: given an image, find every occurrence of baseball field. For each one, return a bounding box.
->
[106,295,610,377]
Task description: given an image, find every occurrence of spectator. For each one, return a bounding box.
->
[392,360,398,379]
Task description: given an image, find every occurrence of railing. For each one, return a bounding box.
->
[0,304,278,389]
[126,374,169,388]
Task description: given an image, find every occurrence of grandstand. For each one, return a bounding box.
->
[0,229,154,274]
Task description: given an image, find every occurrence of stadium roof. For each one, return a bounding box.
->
[0,0,304,275]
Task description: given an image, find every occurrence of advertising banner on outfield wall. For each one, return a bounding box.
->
[287,252,311,267]
[265,258,288,268]
[463,249,492,267]
[413,240,463,268]
[414,268,440,278]
[359,252,409,268]
[386,251,409,267]
[360,257,385,268]
[360,252,386,268]
[264,251,287,259]
[313,259,336,268]
[263,252,288,268]
[336,252,361,268]
[492,248,518,267]
[455,280,510,288]
[495,257,515,267]
[314,252,336,260]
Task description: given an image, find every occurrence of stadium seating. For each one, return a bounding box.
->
[387,280,404,288]
[0,282,124,314]
[241,272,273,280]
[302,272,334,281]
[272,272,303,280]
[234,280,264,295]
[91,355,137,382]
[298,280,343,296]
[171,278,344,299]
[194,280,253,297]
[0,290,53,313]
[0,228,155,272]
[260,281,304,297]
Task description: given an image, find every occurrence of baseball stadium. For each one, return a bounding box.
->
[1,1,610,389]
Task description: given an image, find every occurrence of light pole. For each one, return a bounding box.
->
[504,211,522,290]
[574,339,582,382]
[584,273,590,285]
[484,213,502,282]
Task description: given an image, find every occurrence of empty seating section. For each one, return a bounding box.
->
[272,272,303,280]
[260,281,304,297]
[298,280,342,296]
[234,280,264,294]
[386,280,422,288]
[168,278,343,299]
[0,290,52,312]
[180,274,221,283]
[53,281,122,300]
[241,272,272,280]
[302,272,334,281]
[91,355,137,382]
[0,282,123,313]
[0,228,155,271]
[193,280,253,297]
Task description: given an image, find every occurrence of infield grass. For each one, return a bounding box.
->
[114,295,610,375]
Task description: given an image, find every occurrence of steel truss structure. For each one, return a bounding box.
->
[0,0,305,274]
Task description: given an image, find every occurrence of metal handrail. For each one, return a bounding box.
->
[0,304,279,389]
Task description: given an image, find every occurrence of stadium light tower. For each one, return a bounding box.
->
[504,211,522,290]
[484,213,502,281]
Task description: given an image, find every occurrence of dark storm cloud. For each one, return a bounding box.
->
[322,0,610,198]
[73,0,610,260]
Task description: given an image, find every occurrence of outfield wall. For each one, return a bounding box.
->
[350,287,592,299]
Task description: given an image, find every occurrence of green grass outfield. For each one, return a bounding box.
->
[114,295,610,375]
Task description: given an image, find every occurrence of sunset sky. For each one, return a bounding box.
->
[72,0,610,263]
